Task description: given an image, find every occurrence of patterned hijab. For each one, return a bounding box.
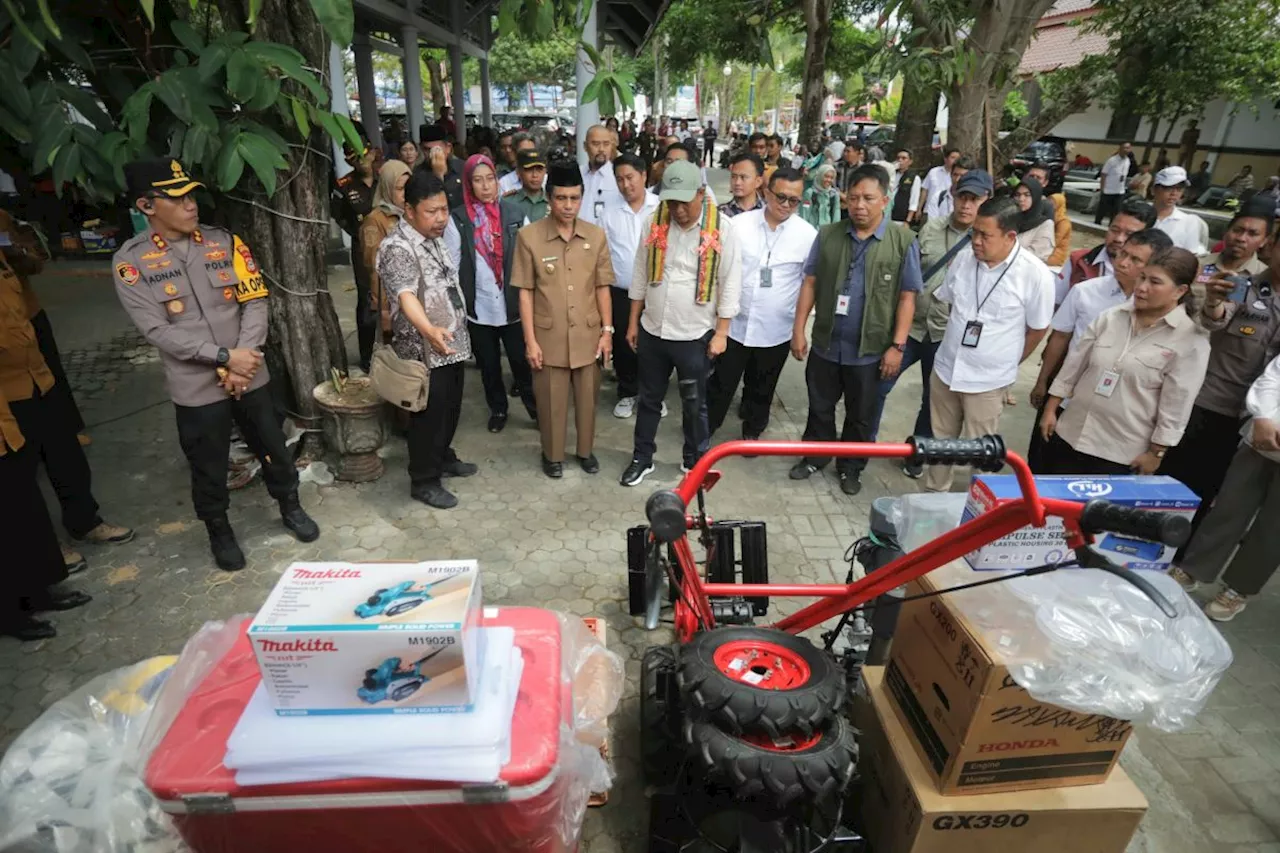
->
[463,154,504,288]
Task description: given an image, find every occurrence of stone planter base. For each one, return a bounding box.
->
[313,377,387,483]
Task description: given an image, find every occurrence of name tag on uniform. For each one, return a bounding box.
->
[1095,369,1120,397]
[594,201,605,221]
[961,320,983,348]
[836,294,850,316]
[760,268,773,288]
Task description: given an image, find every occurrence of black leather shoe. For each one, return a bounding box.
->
[789,461,818,480]
[524,400,538,423]
[488,413,508,433]
[542,456,564,478]
[23,588,92,613]
[206,517,246,571]
[412,484,459,509]
[742,432,761,458]
[443,460,479,477]
[279,494,320,543]
[1,616,56,641]
[839,473,863,496]
[578,454,600,474]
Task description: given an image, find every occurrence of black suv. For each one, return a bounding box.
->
[1009,136,1067,194]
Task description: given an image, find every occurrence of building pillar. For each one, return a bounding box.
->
[575,0,600,168]
[449,42,466,147]
[353,35,382,150]
[400,26,424,142]
[480,58,492,128]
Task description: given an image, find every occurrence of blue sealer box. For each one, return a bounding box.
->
[961,475,1200,572]
[248,560,482,715]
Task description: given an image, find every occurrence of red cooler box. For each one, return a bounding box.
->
[145,606,574,853]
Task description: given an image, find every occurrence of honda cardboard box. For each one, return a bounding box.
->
[248,560,482,715]
[859,668,1148,853]
[885,570,1134,794]
[961,475,1199,572]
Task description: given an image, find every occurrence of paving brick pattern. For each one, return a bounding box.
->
[3,231,1277,852]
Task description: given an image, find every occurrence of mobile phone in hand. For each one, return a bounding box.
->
[1223,274,1251,304]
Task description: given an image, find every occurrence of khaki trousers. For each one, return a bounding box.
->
[924,371,1006,492]
[533,362,601,462]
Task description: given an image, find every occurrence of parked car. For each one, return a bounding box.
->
[1009,136,1067,194]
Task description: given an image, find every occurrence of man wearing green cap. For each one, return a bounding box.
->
[620,159,741,487]
[505,148,549,223]
[112,158,320,572]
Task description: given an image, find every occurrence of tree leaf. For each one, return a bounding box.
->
[245,75,281,111]
[580,40,604,69]
[334,112,363,152]
[172,20,205,54]
[35,0,61,39]
[0,0,43,50]
[308,0,354,46]
[226,49,261,103]
[10,21,42,75]
[314,108,343,142]
[139,0,155,27]
[153,71,193,123]
[50,31,93,71]
[290,97,311,138]
[238,132,283,195]
[580,75,602,104]
[121,83,155,143]
[32,108,73,173]
[247,0,264,29]
[0,105,30,143]
[198,41,233,81]
[217,134,245,190]
[535,0,554,37]
[244,41,328,103]
[54,82,115,132]
[182,122,214,165]
[239,119,290,155]
[52,143,81,194]
[0,56,33,119]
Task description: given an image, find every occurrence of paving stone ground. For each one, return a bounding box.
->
[3,189,1278,852]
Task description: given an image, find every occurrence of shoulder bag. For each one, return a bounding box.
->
[368,267,431,412]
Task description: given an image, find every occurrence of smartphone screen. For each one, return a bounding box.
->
[1226,276,1251,304]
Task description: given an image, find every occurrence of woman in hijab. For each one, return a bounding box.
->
[1012,176,1055,262]
[802,163,841,227]
[444,154,536,432]
[360,160,412,347]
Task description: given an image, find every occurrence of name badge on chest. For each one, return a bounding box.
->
[1095,369,1120,398]
[961,320,983,348]
[836,294,850,316]
[760,268,773,288]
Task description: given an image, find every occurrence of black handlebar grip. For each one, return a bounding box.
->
[1078,499,1191,548]
[645,490,688,544]
[908,435,1007,472]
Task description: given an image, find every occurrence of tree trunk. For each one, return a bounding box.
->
[425,50,446,116]
[944,0,1059,161]
[895,80,941,167]
[798,0,833,152]
[215,0,347,449]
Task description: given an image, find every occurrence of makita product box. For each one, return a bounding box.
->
[248,561,482,716]
[961,475,1199,572]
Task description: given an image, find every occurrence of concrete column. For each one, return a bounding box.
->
[353,36,383,150]
[480,58,492,128]
[575,0,600,168]
[400,26,424,142]
[450,42,466,147]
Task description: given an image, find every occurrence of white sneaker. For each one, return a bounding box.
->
[1204,587,1249,622]
[1167,567,1199,592]
[613,396,637,419]
[661,401,669,418]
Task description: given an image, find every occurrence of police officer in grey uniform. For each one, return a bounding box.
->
[113,159,319,570]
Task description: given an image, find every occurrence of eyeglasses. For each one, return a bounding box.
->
[772,193,802,208]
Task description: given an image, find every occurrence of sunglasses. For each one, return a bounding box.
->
[772,193,803,208]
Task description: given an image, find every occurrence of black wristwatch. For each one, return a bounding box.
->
[216,347,230,366]
[891,342,907,353]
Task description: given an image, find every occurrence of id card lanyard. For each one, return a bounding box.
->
[836,237,874,316]
[760,219,784,288]
[961,245,1020,348]
[421,240,466,313]
[1096,314,1161,398]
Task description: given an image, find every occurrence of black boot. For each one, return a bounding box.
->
[279,493,320,543]
[206,517,246,571]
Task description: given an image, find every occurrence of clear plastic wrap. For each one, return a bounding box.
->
[897,492,968,554]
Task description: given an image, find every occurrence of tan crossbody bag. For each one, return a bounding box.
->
[368,267,430,412]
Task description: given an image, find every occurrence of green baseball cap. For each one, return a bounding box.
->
[659,160,702,203]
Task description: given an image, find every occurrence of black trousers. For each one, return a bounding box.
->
[1094,192,1123,225]
[706,338,789,438]
[611,290,638,399]
[407,362,464,488]
[469,321,534,417]
[1042,433,1132,475]
[31,308,85,433]
[801,355,880,476]
[174,384,298,521]
[1027,403,1065,474]
[353,257,376,372]
[13,385,101,537]
[633,327,711,466]
[0,408,68,626]
[1161,404,1246,559]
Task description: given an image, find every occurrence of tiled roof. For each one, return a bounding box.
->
[1018,20,1110,74]
[1042,0,1096,20]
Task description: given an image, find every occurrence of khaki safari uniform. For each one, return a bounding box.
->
[511,216,616,461]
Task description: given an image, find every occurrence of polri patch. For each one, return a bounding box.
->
[116,262,140,285]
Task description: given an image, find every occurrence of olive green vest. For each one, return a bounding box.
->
[811,219,915,356]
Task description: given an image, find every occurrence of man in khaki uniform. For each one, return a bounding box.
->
[512,161,616,478]
[113,158,319,571]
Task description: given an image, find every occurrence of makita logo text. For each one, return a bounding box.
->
[977,738,1060,752]
[257,638,337,652]
[292,567,362,579]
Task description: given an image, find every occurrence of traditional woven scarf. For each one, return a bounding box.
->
[644,199,722,304]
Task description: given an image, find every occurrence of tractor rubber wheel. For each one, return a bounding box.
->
[641,645,682,786]
[677,627,846,739]
[684,715,857,812]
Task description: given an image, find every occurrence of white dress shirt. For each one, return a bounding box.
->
[629,210,742,341]
[1101,154,1130,195]
[601,193,661,293]
[444,216,523,327]
[1053,246,1112,305]
[728,209,818,348]
[1155,206,1210,255]
[1244,353,1280,463]
[922,166,951,218]
[1051,274,1127,342]
[933,244,1055,394]
[581,161,622,225]
[498,169,521,197]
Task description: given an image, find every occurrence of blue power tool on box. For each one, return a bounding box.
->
[353,573,464,619]
[356,646,449,704]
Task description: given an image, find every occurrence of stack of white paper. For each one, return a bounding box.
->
[223,627,521,786]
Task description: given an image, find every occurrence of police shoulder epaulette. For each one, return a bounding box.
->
[502,188,519,198]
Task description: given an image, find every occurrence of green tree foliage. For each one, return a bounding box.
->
[488,28,577,87]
